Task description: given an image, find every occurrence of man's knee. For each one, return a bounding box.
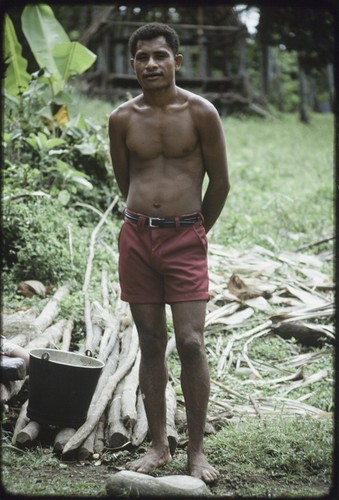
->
[136,326,167,361]
[176,333,205,363]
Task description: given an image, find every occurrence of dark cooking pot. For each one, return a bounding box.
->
[27,348,104,428]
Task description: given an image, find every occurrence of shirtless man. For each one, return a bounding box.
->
[108,23,230,484]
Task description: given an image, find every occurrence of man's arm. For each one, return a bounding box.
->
[197,101,230,233]
[108,108,130,200]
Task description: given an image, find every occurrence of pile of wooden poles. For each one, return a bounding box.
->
[4,293,178,458]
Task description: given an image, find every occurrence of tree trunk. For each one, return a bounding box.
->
[260,45,274,100]
[298,57,310,124]
[327,63,335,111]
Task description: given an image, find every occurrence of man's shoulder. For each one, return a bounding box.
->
[109,95,142,121]
[178,88,219,118]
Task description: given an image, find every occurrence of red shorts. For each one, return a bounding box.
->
[118,212,209,304]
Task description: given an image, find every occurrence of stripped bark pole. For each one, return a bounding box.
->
[165,335,177,359]
[26,319,68,350]
[101,268,110,309]
[12,400,29,444]
[91,323,103,353]
[98,299,128,362]
[106,380,131,449]
[94,414,106,454]
[131,389,148,448]
[1,380,26,404]
[51,340,78,457]
[2,309,38,347]
[82,197,119,352]
[121,350,140,430]
[33,285,70,335]
[97,277,118,356]
[91,335,120,407]
[106,326,139,447]
[60,319,74,352]
[62,324,139,455]
[53,428,76,455]
[3,333,28,348]
[166,382,178,455]
[77,428,96,460]
[4,288,68,349]
[16,421,41,446]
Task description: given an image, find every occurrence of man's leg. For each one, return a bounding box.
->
[171,300,219,483]
[126,303,172,473]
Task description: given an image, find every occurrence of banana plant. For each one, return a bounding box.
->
[4,4,97,124]
[4,15,31,96]
[21,4,97,98]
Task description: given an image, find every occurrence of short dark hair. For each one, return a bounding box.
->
[128,23,180,57]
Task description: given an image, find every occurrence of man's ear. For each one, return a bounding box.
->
[130,58,135,72]
[175,53,183,70]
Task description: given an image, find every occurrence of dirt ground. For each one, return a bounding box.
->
[2,390,334,498]
[2,446,332,498]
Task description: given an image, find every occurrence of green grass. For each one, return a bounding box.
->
[206,416,334,497]
[211,113,334,252]
[2,417,334,497]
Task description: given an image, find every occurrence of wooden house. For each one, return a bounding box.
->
[78,4,252,114]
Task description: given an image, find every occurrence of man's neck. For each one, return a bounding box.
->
[142,83,178,109]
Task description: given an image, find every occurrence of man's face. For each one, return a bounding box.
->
[130,36,182,89]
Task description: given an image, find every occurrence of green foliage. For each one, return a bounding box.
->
[269,49,300,112]
[2,197,91,284]
[4,4,96,105]
[3,96,115,210]
[3,4,115,211]
[257,6,335,72]
[4,15,31,96]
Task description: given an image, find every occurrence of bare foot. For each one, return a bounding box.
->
[188,450,220,484]
[126,446,172,474]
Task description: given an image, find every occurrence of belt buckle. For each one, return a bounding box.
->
[149,217,162,227]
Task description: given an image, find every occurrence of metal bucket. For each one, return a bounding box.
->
[27,348,105,428]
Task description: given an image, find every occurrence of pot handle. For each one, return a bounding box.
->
[41,352,50,361]
[85,349,93,357]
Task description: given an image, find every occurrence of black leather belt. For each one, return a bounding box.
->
[124,210,201,228]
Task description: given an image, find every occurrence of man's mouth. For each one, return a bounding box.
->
[144,72,162,79]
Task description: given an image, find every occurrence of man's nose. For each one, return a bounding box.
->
[146,57,157,69]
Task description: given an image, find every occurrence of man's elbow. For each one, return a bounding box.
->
[220,178,230,199]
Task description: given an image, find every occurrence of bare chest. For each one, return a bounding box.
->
[126,108,199,160]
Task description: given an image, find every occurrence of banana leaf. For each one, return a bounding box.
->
[52,42,97,81]
[21,4,69,78]
[4,15,31,96]
[21,5,96,95]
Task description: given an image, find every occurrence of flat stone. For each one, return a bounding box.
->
[106,470,211,497]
